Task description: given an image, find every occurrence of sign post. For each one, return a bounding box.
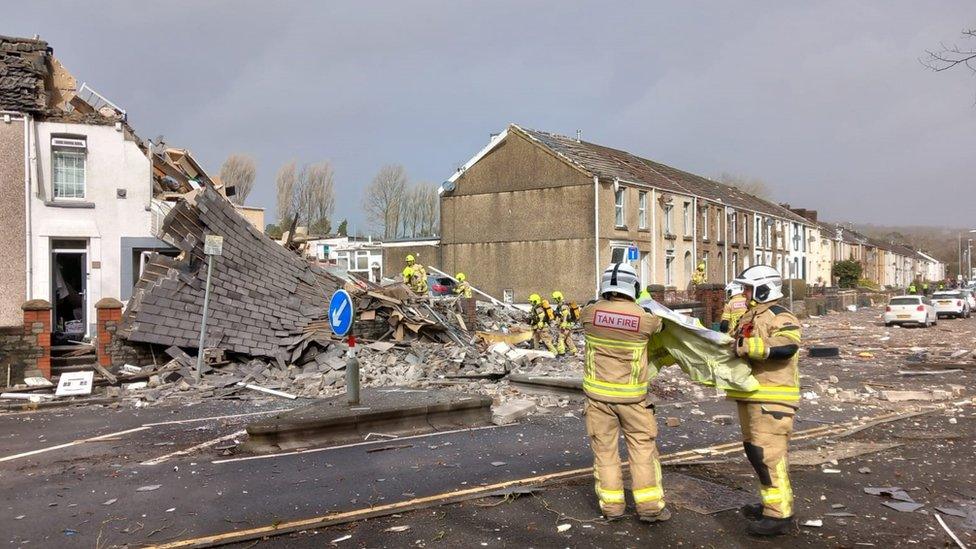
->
[328,289,358,404]
[196,235,223,381]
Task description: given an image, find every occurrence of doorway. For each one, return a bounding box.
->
[51,239,88,341]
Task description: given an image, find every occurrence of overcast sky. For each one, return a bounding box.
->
[7,1,975,229]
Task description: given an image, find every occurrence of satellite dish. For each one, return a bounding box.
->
[440,180,456,193]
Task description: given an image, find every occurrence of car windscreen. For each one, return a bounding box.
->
[889,297,920,305]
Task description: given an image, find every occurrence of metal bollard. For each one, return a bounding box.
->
[346,338,360,405]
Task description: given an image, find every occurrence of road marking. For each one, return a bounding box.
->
[211,423,515,465]
[141,430,247,465]
[0,409,289,464]
[0,426,150,463]
[148,406,944,549]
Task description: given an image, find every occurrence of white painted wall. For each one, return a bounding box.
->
[29,121,153,335]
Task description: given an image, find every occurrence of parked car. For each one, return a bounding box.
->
[957,288,976,310]
[883,295,937,327]
[428,275,457,296]
[931,291,971,319]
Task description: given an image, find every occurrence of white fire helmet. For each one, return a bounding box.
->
[734,265,783,303]
[600,263,640,300]
[725,281,745,299]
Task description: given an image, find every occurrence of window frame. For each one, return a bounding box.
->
[614,187,625,228]
[638,191,647,229]
[51,136,88,200]
[682,202,692,236]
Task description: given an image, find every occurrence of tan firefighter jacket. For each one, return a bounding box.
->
[726,300,802,406]
[581,296,662,404]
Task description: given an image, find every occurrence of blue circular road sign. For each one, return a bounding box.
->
[328,289,355,337]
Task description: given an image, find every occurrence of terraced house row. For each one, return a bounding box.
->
[438,124,944,302]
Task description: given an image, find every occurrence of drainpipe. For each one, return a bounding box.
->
[146,139,153,212]
[23,112,34,299]
[723,207,730,284]
[593,175,600,297]
[650,189,657,284]
[692,197,698,284]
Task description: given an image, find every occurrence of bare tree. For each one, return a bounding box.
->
[276,160,336,241]
[219,154,257,204]
[716,172,772,200]
[275,160,298,223]
[414,183,439,236]
[363,164,407,240]
[295,162,336,235]
[921,28,976,73]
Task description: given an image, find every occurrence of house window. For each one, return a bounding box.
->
[614,188,625,227]
[715,209,722,241]
[684,251,693,285]
[732,252,739,274]
[755,217,762,247]
[336,252,350,270]
[731,213,738,243]
[683,202,692,236]
[52,136,87,199]
[702,207,709,240]
[664,204,674,234]
[665,251,675,286]
[702,251,709,275]
[792,223,801,252]
[638,191,647,229]
[354,251,370,270]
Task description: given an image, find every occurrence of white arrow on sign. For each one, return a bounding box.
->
[331,298,348,326]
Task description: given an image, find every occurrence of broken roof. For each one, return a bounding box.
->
[507,124,812,225]
[0,35,52,113]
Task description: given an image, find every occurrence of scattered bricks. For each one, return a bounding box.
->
[881,390,937,402]
[491,399,537,425]
[711,414,734,425]
[836,390,857,401]
[666,417,681,428]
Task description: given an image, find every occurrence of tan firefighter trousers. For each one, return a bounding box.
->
[737,401,795,518]
[585,399,665,517]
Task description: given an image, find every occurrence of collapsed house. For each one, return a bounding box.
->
[113,186,460,371]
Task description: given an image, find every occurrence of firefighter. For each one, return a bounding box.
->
[720,281,748,334]
[691,260,707,286]
[726,265,801,536]
[637,285,652,301]
[908,281,917,295]
[550,291,579,356]
[527,293,557,353]
[402,255,428,295]
[454,273,473,298]
[581,263,669,523]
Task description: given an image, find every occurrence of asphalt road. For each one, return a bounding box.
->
[1,307,973,547]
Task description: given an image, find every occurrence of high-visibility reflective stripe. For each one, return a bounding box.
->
[630,348,642,384]
[597,488,625,503]
[584,335,646,350]
[725,385,800,402]
[583,378,648,398]
[747,337,766,358]
[776,458,793,516]
[761,486,783,503]
[633,485,663,503]
[774,329,801,343]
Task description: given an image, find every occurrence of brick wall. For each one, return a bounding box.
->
[695,284,726,326]
[95,298,123,367]
[1,300,51,384]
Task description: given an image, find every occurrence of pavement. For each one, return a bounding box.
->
[1,306,974,548]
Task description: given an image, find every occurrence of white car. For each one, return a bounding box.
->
[884,295,937,327]
[931,291,971,319]
[957,288,976,310]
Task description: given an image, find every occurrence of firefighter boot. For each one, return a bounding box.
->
[740,503,763,520]
[638,507,672,524]
[747,515,795,536]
